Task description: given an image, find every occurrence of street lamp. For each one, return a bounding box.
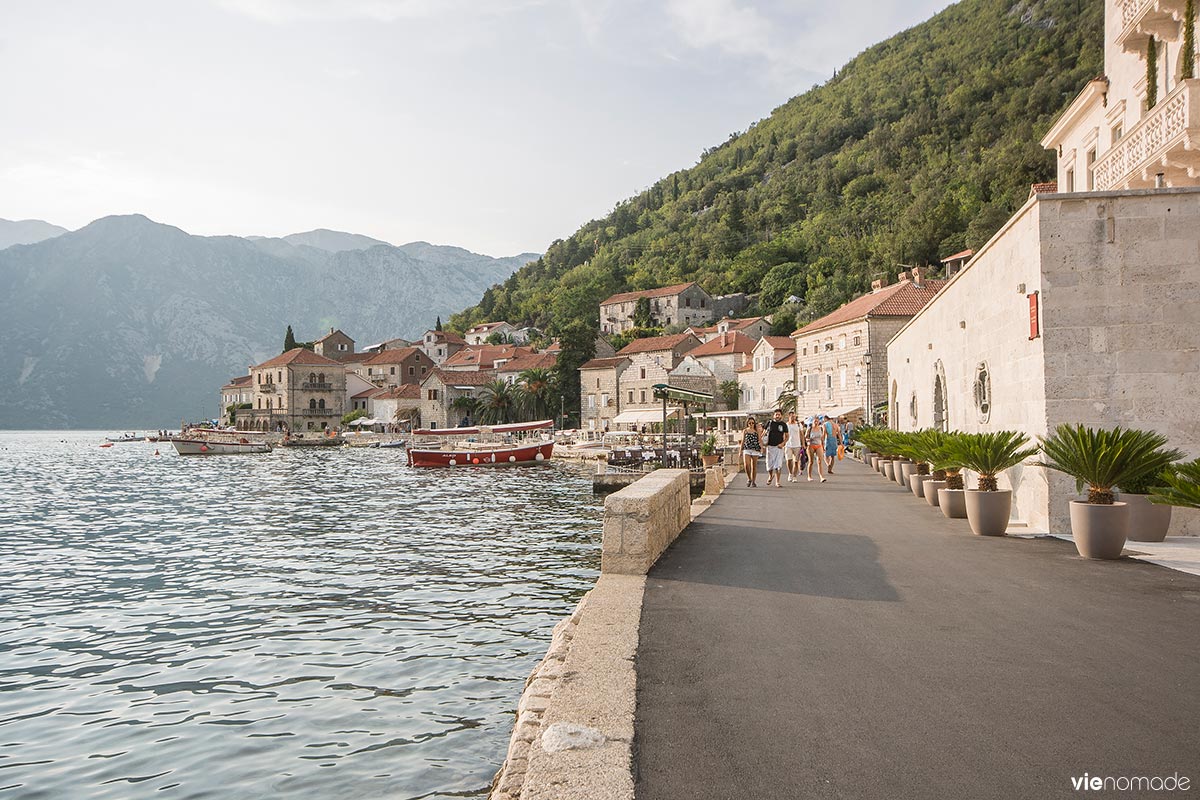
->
[864,352,872,426]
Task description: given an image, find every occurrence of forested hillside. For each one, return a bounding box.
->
[451,0,1102,339]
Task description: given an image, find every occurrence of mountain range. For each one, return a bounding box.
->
[0,215,536,429]
[0,218,69,250]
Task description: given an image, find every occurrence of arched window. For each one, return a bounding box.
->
[317,373,324,384]
[309,398,316,409]
[318,398,325,409]
[309,372,316,383]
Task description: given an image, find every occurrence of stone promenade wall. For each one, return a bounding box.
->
[600,468,692,574]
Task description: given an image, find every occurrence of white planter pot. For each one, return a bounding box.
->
[923,479,946,507]
[938,488,967,519]
[896,460,912,486]
[1069,500,1130,559]
[882,460,895,480]
[1115,492,1173,543]
[964,490,1012,536]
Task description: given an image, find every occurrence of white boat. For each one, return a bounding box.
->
[170,435,271,455]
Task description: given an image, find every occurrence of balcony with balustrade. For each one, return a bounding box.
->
[1117,0,1186,52]
[1093,78,1200,190]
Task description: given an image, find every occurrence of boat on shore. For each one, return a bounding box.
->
[407,420,554,467]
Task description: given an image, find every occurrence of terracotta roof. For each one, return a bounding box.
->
[363,346,424,365]
[314,328,352,344]
[425,329,466,345]
[735,364,754,373]
[352,387,387,400]
[616,332,699,355]
[580,356,631,370]
[687,324,718,335]
[442,344,530,370]
[773,352,797,368]
[253,347,343,370]
[941,248,975,262]
[466,321,510,334]
[425,368,498,386]
[497,352,557,374]
[544,339,562,353]
[792,279,948,337]
[601,282,698,307]
[759,336,795,352]
[375,384,421,400]
[690,331,756,357]
[222,375,252,389]
[338,352,373,364]
[723,316,767,330]
[1029,182,1058,197]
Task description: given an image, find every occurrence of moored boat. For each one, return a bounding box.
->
[170,433,271,455]
[106,433,147,443]
[406,420,554,467]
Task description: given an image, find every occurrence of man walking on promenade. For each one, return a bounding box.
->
[763,409,790,488]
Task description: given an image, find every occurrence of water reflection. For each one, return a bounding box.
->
[0,432,601,799]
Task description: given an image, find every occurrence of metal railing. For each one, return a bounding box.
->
[301,382,334,391]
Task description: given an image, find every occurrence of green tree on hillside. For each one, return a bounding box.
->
[283,325,296,352]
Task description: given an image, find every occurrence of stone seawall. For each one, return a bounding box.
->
[488,467,728,799]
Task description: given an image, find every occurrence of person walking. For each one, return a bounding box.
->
[824,415,841,474]
[806,416,827,482]
[763,409,790,488]
[741,416,763,487]
[785,411,804,482]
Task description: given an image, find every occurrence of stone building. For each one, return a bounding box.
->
[738,336,797,413]
[496,351,558,385]
[239,348,347,432]
[610,333,701,427]
[888,0,1200,536]
[580,356,632,434]
[599,283,714,335]
[441,344,531,371]
[418,368,497,429]
[465,321,516,345]
[370,384,422,429]
[792,270,946,423]
[356,346,433,387]
[313,329,355,360]
[420,329,466,365]
[687,331,756,388]
[218,375,253,420]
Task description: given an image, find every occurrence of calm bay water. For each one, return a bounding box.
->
[0,432,601,799]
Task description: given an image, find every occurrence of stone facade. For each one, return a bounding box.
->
[420,329,466,365]
[599,283,714,335]
[888,189,1200,535]
[613,333,701,414]
[355,346,433,387]
[240,348,347,432]
[580,357,631,434]
[313,329,354,360]
[739,336,796,412]
[600,469,692,574]
[219,375,253,420]
[465,321,515,345]
[417,368,496,429]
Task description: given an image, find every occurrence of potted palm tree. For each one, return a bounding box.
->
[700,434,721,467]
[935,433,968,519]
[909,429,944,500]
[1150,459,1200,510]
[1037,425,1180,559]
[944,431,1038,536]
[1117,459,1183,542]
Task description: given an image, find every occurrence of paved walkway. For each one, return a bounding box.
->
[635,460,1200,800]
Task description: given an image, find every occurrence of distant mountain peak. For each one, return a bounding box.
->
[0,218,69,250]
[281,229,392,252]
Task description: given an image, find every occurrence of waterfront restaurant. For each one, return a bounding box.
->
[887,0,1200,536]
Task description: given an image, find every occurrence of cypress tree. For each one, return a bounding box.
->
[283,325,296,352]
[1185,0,1196,80]
[1147,37,1159,108]
[435,316,443,331]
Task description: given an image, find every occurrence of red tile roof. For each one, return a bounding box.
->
[580,356,631,370]
[497,352,557,373]
[375,384,421,400]
[601,282,698,306]
[363,346,424,365]
[442,344,531,369]
[352,387,386,400]
[759,336,795,352]
[723,316,767,330]
[792,279,948,337]
[466,321,510,334]
[314,328,352,344]
[425,329,466,345]
[222,375,252,389]
[616,332,699,355]
[773,352,797,368]
[690,331,756,357]
[425,368,498,387]
[1029,182,1058,197]
[253,348,343,370]
[338,352,373,364]
[941,249,975,262]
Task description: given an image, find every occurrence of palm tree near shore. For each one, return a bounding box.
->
[718,379,740,411]
[778,380,797,414]
[450,395,480,425]
[477,380,519,424]
[518,368,557,421]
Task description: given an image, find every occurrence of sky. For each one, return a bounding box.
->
[1,0,955,257]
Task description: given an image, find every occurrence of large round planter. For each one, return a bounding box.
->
[924,479,946,507]
[882,460,895,480]
[964,490,1012,536]
[1070,501,1130,559]
[896,460,912,486]
[1115,492,1174,542]
[870,455,881,471]
[908,472,926,498]
[938,488,968,519]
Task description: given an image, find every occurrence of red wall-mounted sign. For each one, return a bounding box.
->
[1028,291,1040,340]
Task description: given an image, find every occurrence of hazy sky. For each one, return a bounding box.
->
[2,0,954,256]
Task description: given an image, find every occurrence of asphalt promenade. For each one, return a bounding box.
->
[635,458,1200,799]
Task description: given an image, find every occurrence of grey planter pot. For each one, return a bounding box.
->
[870,455,881,471]
[908,472,926,498]
[938,488,968,518]
[1115,492,1174,542]
[924,479,946,506]
[964,490,1012,536]
[899,461,915,487]
[882,460,895,480]
[896,460,911,486]
[1069,501,1130,559]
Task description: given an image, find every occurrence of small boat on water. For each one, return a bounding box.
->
[106,433,147,443]
[170,431,271,455]
[407,420,554,467]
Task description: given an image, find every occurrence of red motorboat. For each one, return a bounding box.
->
[406,420,555,467]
